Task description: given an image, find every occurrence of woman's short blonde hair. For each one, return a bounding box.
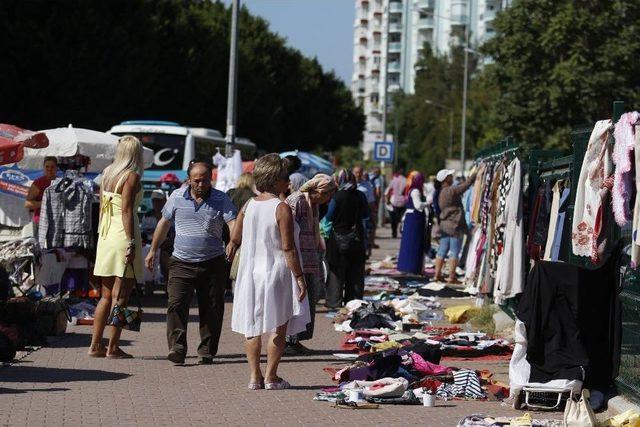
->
[253,153,286,193]
[236,172,254,190]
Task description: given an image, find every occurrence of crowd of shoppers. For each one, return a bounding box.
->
[87,139,470,388]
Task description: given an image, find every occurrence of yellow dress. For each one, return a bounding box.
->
[93,172,143,283]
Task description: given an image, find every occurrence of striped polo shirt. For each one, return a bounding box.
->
[162,186,237,263]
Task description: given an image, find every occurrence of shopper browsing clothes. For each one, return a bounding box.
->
[325,170,368,309]
[229,154,309,390]
[284,174,337,355]
[397,171,428,274]
[434,169,476,284]
[141,190,174,285]
[89,136,145,359]
[226,172,257,211]
[24,156,58,239]
[353,165,376,254]
[145,162,237,365]
[385,168,407,238]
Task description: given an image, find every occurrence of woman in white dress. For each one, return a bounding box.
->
[228,153,308,390]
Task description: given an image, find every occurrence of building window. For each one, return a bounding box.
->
[370,94,379,105]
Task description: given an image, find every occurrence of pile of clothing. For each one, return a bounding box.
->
[0,238,40,263]
[333,298,443,333]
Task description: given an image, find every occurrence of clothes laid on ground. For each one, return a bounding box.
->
[436,369,485,399]
[342,377,409,398]
[517,254,620,390]
[456,414,563,427]
[39,174,94,249]
[349,303,399,330]
[417,286,471,298]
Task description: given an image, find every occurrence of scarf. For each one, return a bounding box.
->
[612,111,639,226]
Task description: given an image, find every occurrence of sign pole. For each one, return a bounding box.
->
[378,160,385,226]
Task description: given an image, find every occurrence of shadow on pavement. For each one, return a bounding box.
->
[48,332,134,349]
[209,357,342,365]
[0,387,70,394]
[288,385,336,390]
[0,367,130,383]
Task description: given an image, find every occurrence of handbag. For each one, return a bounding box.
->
[334,227,361,252]
[563,389,597,427]
[229,245,241,281]
[107,264,143,332]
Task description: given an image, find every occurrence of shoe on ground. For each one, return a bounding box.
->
[284,342,312,356]
[198,356,214,365]
[168,350,185,364]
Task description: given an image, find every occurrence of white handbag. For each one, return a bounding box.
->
[564,389,597,427]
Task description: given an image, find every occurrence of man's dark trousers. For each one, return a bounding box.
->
[166,255,227,358]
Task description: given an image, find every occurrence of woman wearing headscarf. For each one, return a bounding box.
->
[324,170,369,309]
[288,172,308,194]
[397,171,428,274]
[284,174,337,354]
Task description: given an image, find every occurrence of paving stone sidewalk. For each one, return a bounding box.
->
[0,227,579,426]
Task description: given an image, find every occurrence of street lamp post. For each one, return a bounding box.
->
[224,0,240,158]
[460,8,470,175]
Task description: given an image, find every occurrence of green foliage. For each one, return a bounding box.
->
[391,0,640,170]
[389,44,501,175]
[0,0,364,153]
[333,145,377,170]
[483,0,640,150]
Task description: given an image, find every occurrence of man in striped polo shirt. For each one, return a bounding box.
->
[146,162,237,365]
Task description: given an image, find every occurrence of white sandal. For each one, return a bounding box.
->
[265,379,291,390]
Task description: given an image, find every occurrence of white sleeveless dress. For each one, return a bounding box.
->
[231,198,310,337]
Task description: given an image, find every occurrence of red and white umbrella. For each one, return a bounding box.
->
[0,124,49,166]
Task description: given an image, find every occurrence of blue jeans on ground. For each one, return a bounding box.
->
[437,234,462,260]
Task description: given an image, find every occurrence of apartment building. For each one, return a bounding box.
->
[352,0,511,156]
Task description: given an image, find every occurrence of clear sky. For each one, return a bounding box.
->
[220,0,355,84]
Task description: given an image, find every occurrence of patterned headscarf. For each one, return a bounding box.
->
[289,172,308,192]
[300,173,337,194]
[404,171,425,196]
[337,169,356,191]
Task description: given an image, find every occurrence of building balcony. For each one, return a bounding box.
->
[451,14,469,25]
[387,83,401,92]
[388,42,402,52]
[387,62,401,72]
[389,22,403,33]
[416,0,435,10]
[389,2,403,13]
[417,17,434,28]
[482,8,497,21]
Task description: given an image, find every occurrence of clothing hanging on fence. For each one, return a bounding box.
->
[462,155,524,303]
[517,249,620,390]
[571,119,613,263]
[494,158,524,304]
[38,173,94,249]
[612,112,639,227]
[632,124,640,266]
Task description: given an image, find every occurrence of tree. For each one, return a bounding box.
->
[0,0,364,153]
[483,0,640,150]
[389,44,500,174]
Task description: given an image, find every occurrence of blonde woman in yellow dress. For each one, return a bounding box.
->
[88,136,144,358]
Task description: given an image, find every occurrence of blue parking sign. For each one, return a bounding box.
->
[373,141,394,162]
